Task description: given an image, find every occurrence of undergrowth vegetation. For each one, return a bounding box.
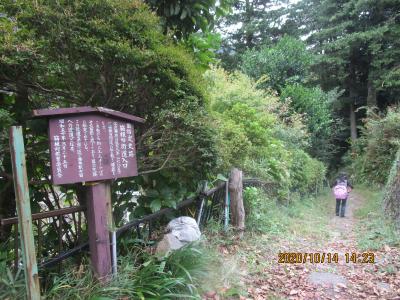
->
[355,188,400,251]
[0,244,215,299]
[243,187,331,239]
[205,67,326,197]
[384,148,400,229]
[347,106,400,185]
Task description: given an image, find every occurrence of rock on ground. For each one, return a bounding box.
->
[156,216,201,255]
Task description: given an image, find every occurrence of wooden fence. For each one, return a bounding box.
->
[0,181,228,272]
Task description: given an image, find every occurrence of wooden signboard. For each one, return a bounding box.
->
[33,107,145,185]
[33,106,144,280]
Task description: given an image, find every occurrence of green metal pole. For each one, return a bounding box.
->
[9,126,41,300]
[224,181,230,231]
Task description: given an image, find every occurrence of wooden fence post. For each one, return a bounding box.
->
[229,168,245,235]
[85,181,112,281]
[9,126,41,300]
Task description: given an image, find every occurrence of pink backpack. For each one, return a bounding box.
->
[333,180,348,200]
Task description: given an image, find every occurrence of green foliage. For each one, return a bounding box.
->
[240,36,314,92]
[0,0,218,224]
[355,187,400,250]
[280,84,342,164]
[205,67,326,196]
[243,187,289,234]
[0,263,25,300]
[289,148,326,195]
[183,31,222,69]
[145,0,230,39]
[347,107,400,185]
[0,107,14,162]
[32,245,207,299]
[383,148,400,229]
[238,37,340,167]
[218,0,400,176]
[306,0,400,97]
[206,67,290,186]
[243,187,331,237]
[216,0,299,70]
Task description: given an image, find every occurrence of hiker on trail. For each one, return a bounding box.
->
[332,173,353,217]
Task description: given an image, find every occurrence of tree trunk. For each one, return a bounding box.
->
[348,56,358,142]
[229,168,245,234]
[244,0,254,48]
[367,78,377,107]
[350,103,357,142]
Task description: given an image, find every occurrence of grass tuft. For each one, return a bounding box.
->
[355,187,400,250]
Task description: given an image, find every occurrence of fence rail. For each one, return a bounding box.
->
[1,205,87,272]
[0,206,86,226]
[1,181,227,271]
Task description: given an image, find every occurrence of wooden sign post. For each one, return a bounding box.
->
[33,107,144,280]
[86,182,112,278]
[9,126,41,300]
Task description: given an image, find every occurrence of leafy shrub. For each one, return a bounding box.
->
[0,263,25,300]
[355,188,400,250]
[243,187,290,233]
[205,67,326,196]
[347,107,400,185]
[0,0,218,236]
[289,149,326,195]
[240,36,314,92]
[281,84,342,165]
[243,187,331,236]
[205,68,291,184]
[41,245,207,299]
[383,148,400,229]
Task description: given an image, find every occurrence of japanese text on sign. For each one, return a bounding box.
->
[49,114,137,185]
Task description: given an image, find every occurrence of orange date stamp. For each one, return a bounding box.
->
[278,252,375,264]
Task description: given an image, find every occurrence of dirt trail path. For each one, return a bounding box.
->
[246,191,400,300]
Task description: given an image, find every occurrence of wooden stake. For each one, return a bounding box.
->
[229,168,245,235]
[85,182,112,281]
[9,126,41,300]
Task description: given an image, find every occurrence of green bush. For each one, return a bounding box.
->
[347,107,400,185]
[289,149,326,195]
[383,148,400,229]
[0,0,218,231]
[243,187,331,236]
[3,245,207,299]
[205,67,326,196]
[243,187,290,234]
[281,84,341,165]
[355,188,400,250]
[240,36,314,92]
[0,262,25,300]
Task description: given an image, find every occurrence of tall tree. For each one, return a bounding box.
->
[297,0,400,141]
[217,0,294,69]
[240,36,314,92]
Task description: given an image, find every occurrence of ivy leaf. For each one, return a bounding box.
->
[217,173,228,182]
[164,199,177,209]
[150,199,161,213]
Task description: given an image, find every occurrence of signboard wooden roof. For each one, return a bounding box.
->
[33,107,144,185]
[32,106,145,123]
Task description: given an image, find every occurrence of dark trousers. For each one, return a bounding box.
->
[336,199,347,217]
